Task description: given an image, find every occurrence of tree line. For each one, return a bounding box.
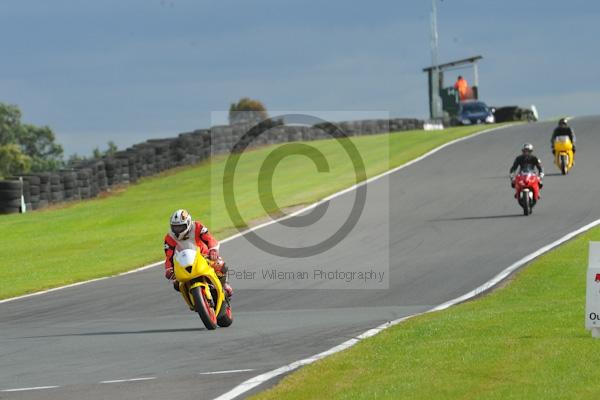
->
[0,103,63,178]
[1,97,268,178]
[0,103,119,178]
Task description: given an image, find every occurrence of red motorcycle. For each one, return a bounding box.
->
[513,170,542,216]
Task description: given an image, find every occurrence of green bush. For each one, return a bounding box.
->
[228,97,269,125]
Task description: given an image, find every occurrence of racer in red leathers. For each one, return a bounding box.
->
[164,209,233,297]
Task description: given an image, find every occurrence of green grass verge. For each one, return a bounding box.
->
[251,225,600,400]
[0,125,498,299]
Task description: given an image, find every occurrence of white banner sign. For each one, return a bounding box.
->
[585,242,600,337]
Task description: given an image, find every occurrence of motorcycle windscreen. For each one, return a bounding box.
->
[554,135,571,144]
[174,248,196,267]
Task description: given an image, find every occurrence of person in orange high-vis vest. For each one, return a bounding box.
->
[454,75,469,101]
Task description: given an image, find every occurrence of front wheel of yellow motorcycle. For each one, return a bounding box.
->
[191,287,217,330]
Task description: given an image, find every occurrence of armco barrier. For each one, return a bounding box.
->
[0,118,424,214]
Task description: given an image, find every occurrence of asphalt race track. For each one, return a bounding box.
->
[2,117,600,400]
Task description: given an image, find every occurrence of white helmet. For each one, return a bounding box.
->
[522,143,533,153]
[170,209,192,240]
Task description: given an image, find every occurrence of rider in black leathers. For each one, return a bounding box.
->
[510,143,544,189]
[551,118,576,155]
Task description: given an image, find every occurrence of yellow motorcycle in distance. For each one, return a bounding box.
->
[553,135,574,175]
[174,247,233,330]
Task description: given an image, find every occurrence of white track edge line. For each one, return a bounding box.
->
[213,216,600,400]
[1,385,60,392]
[100,377,156,384]
[199,369,255,375]
[0,123,518,306]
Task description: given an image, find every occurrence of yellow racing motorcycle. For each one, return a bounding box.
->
[174,247,233,330]
[553,135,574,175]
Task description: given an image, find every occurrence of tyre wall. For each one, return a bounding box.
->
[0,118,423,214]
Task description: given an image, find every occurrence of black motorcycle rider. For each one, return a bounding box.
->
[510,143,544,190]
[551,118,576,156]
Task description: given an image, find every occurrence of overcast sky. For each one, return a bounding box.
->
[1,0,598,156]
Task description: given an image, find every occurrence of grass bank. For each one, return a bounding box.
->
[252,222,600,400]
[0,125,499,299]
